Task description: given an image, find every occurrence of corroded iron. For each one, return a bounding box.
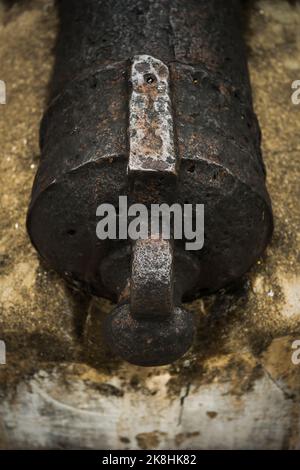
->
[27,0,273,366]
[129,55,177,176]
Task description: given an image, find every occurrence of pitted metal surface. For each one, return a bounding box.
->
[128,55,177,176]
[130,238,174,319]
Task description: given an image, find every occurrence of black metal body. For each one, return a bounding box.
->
[27,0,273,366]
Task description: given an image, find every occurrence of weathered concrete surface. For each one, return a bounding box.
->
[0,0,299,449]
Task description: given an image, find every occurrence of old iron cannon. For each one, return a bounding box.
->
[27,0,273,366]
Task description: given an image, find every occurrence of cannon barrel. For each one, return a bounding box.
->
[27,0,273,366]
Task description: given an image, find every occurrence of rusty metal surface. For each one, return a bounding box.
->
[131,238,175,320]
[27,0,273,366]
[128,55,177,176]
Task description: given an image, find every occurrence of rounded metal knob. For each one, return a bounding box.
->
[105,303,195,366]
